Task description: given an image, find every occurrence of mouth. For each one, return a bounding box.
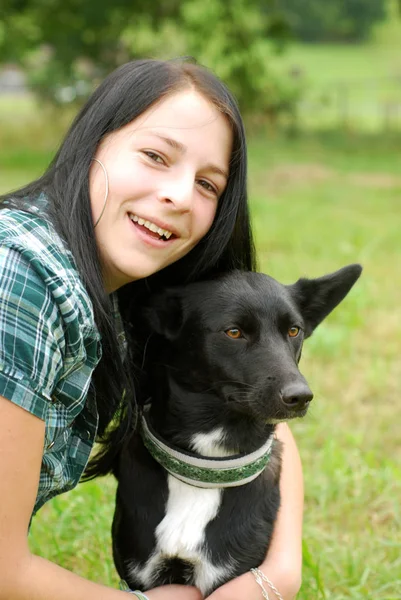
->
[128,213,179,242]
[278,407,309,421]
[264,405,309,424]
[286,407,308,419]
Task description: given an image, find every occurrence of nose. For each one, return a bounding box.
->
[280,382,313,412]
[158,174,193,212]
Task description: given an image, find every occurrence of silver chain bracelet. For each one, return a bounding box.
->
[119,579,150,600]
[129,592,150,600]
[250,567,284,600]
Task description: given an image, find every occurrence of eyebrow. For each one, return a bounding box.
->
[151,133,229,180]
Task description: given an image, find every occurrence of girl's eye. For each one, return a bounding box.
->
[288,326,300,338]
[197,179,218,195]
[225,328,243,339]
[144,151,165,165]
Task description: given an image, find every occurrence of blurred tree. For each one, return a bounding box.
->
[270,0,387,42]
[0,0,302,121]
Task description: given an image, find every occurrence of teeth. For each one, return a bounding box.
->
[129,214,173,239]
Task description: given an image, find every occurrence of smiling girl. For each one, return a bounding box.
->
[0,59,302,600]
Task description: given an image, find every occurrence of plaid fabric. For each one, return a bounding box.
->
[0,200,105,515]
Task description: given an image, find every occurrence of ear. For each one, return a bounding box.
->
[144,290,184,341]
[288,264,362,337]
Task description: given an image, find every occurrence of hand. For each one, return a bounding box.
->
[205,564,300,600]
[205,571,262,600]
[144,583,203,599]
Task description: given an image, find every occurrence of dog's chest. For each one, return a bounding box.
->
[129,475,233,593]
[157,475,221,553]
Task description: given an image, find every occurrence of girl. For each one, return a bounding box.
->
[0,59,302,600]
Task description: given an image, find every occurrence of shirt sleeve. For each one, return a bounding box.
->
[0,245,65,421]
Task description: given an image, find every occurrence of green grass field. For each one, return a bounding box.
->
[1,129,399,599]
[272,3,401,132]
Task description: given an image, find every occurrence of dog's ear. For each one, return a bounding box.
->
[288,264,362,338]
[144,290,184,341]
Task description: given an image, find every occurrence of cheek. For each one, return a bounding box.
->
[94,145,145,201]
[196,201,218,240]
[107,160,142,198]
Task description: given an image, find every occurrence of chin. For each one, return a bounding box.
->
[112,262,168,287]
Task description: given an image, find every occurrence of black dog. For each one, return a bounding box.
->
[112,265,362,595]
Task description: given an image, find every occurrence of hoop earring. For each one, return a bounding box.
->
[91,158,109,228]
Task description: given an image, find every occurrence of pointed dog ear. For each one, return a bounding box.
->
[288,264,362,338]
[144,289,184,341]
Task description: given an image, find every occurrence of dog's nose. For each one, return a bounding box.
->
[280,382,313,412]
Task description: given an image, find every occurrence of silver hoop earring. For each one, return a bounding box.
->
[91,158,109,228]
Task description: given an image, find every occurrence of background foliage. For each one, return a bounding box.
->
[0,0,392,120]
[271,0,387,42]
[0,0,299,118]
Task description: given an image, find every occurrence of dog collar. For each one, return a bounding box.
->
[140,407,274,489]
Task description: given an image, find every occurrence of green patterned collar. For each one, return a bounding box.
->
[140,407,275,489]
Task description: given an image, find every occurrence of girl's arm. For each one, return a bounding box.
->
[257,423,303,597]
[206,423,303,600]
[0,395,201,600]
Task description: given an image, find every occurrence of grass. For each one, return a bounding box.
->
[273,2,401,131]
[2,129,399,599]
[277,12,401,85]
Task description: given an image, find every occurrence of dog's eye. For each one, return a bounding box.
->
[288,326,300,338]
[225,328,243,339]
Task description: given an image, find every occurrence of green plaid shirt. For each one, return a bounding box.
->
[0,200,111,516]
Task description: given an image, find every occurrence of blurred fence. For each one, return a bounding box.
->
[294,76,401,132]
[0,66,27,95]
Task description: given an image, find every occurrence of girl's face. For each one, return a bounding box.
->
[90,90,233,293]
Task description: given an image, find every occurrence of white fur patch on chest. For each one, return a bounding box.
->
[157,475,222,555]
[128,434,236,594]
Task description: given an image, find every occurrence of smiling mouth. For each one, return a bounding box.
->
[129,214,177,241]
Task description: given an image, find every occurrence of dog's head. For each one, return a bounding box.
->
[142,264,362,425]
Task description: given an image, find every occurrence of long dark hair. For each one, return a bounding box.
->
[0,58,256,477]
